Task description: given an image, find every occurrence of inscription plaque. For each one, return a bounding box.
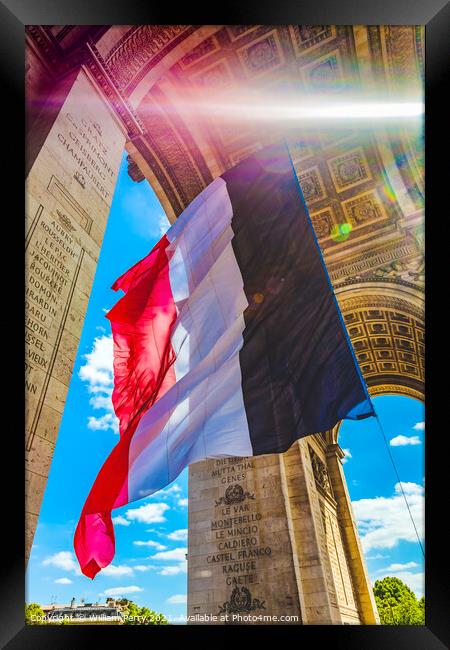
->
[188,455,302,624]
[25,67,127,559]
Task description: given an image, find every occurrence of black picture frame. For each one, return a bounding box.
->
[3,0,448,647]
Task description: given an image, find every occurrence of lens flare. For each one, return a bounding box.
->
[330,223,353,242]
[143,86,424,132]
[379,170,398,204]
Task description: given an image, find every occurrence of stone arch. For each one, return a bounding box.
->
[325,281,424,446]
[25,26,424,622]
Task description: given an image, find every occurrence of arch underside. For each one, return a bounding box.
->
[111,26,425,412]
[116,26,425,416]
[339,284,424,401]
[28,23,425,418]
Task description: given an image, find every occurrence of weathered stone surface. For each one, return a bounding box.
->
[187,438,380,624]
[25,68,126,560]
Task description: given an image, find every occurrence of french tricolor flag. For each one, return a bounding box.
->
[74,143,374,578]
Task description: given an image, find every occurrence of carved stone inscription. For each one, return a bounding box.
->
[188,455,302,623]
[25,67,126,559]
[56,111,116,200]
[209,458,271,594]
[25,207,83,448]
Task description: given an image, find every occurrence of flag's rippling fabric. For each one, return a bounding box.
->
[74,143,373,578]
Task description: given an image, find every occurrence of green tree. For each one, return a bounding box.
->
[373,576,425,625]
[25,603,45,625]
[120,599,169,625]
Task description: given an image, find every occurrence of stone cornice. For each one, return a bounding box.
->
[83,43,146,140]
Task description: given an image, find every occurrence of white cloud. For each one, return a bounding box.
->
[377,561,419,572]
[151,547,187,562]
[167,529,188,541]
[352,481,424,552]
[395,482,424,496]
[413,421,425,431]
[79,335,119,434]
[160,484,182,497]
[178,498,188,507]
[54,577,72,585]
[134,565,156,572]
[42,551,80,575]
[101,565,134,578]
[145,484,182,501]
[89,384,111,393]
[89,394,113,410]
[390,435,421,447]
[341,448,352,464]
[133,540,167,550]
[79,335,113,392]
[126,503,170,524]
[102,586,143,597]
[158,563,187,576]
[145,528,165,536]
[112,515,130,527]
[366,553,389,560]
[87,413,119,434]
[157,213,170,237]
[167,594,187,604]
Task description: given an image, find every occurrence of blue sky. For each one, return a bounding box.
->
[26,152,425,619]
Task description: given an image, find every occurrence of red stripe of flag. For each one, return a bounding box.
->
[74,235,177,579]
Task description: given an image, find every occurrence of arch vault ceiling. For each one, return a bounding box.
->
[26,24,425,399]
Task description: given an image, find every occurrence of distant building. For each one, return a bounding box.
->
[42,598,123,625]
